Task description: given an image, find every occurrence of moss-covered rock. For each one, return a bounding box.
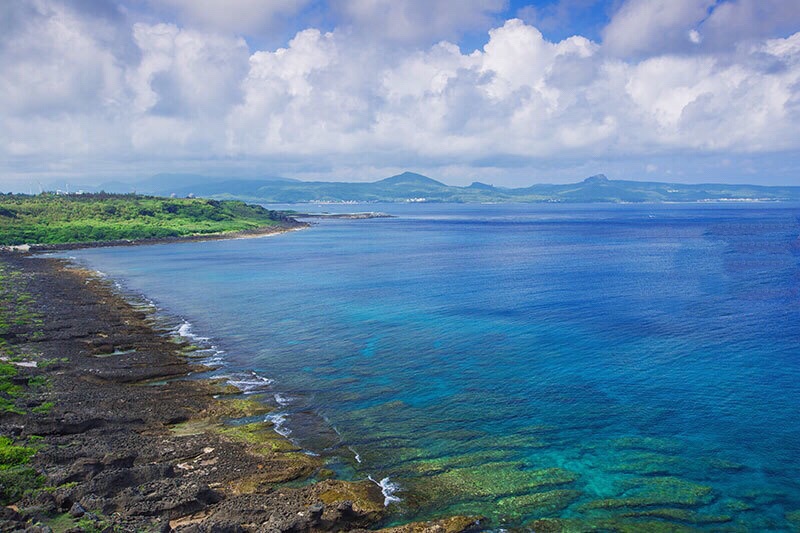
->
[620,508,732,524]
[721,499,754,512]
[218,422,300,451]
[357,446,432,470]
[170,409,320,489]
[410,462,578,506]
[581,477,714,510]
[704,457,746,472]
[206,378,244,396]
[526,517,702,532]
[410,450,519,476]
[378,515,483,533]
[215,422,320,484]
[495,489,581,520]
[605,451,686,476]
[202,397,273,419]
[315,479,386,518]
[785,509,800,529]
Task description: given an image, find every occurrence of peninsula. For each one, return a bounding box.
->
[0,193,306,249]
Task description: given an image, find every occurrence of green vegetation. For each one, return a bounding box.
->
[0,362,25,415]
[0,436,36,464]
[43,511,116,533]
[0,261,45,415]
[38,357,69,369]
[27,375,49,390]
[0,436,42,504]
[0,193,292,246]
[31,401,54,414]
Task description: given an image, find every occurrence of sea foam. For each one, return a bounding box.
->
[266,412,291,437]
[226,371,274,394]
[368,475,401,506]
[274,393,294,406]
[175,320,209,342]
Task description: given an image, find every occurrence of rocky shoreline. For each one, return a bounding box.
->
[0,252,479,533]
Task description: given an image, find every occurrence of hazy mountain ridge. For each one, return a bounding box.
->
[56,172,800,203]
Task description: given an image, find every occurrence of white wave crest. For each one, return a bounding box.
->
[368,475,401,506]
[266,412,291,437]
[226,371,274,394]
[348,446,362,464]
[175,320,209,342]
[274,393,294,406]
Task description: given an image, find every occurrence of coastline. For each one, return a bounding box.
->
[0,220,310,253]
[0,251,480,532]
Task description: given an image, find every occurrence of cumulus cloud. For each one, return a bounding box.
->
[0,1,126,117]
[1,0,800,185]
[0,0,130,166]
[129,24,249,116]
[603,0,800,57]
[222,18,800,161]
[700,0,800,49]
[602,0,715,57]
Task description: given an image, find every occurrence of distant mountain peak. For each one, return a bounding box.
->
[468,181,496,190]
[378,172,446,186]
[583,174,610,183]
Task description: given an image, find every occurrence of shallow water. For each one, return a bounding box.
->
[61,203,800,530]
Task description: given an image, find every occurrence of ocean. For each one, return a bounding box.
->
[59,202,800,531]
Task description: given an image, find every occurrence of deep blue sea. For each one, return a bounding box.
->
[60,203,800,531]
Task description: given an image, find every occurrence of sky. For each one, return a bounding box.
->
[1,0,800,189]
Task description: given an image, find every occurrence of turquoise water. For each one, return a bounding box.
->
[62,203,800,530]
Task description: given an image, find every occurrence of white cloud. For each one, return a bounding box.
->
[0,1,126,117]
[221,17,800,162]
[603,0,800,57]
[129,23,249,117]
[602,0,715,57]
[699,0,800,50]
[0,0,130,169]
[1,0,800,186]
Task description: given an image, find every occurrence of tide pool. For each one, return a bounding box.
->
[60,203,800,531]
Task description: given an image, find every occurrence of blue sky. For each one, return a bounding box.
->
[1,0,799,189]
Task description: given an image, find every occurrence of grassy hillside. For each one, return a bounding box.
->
[0,193,290,246]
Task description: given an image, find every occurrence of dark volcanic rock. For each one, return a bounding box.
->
[68,502,86,518]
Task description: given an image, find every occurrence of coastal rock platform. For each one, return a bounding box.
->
[0,253,480,533]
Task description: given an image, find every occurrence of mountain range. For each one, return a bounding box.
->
[60,172,800,204]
